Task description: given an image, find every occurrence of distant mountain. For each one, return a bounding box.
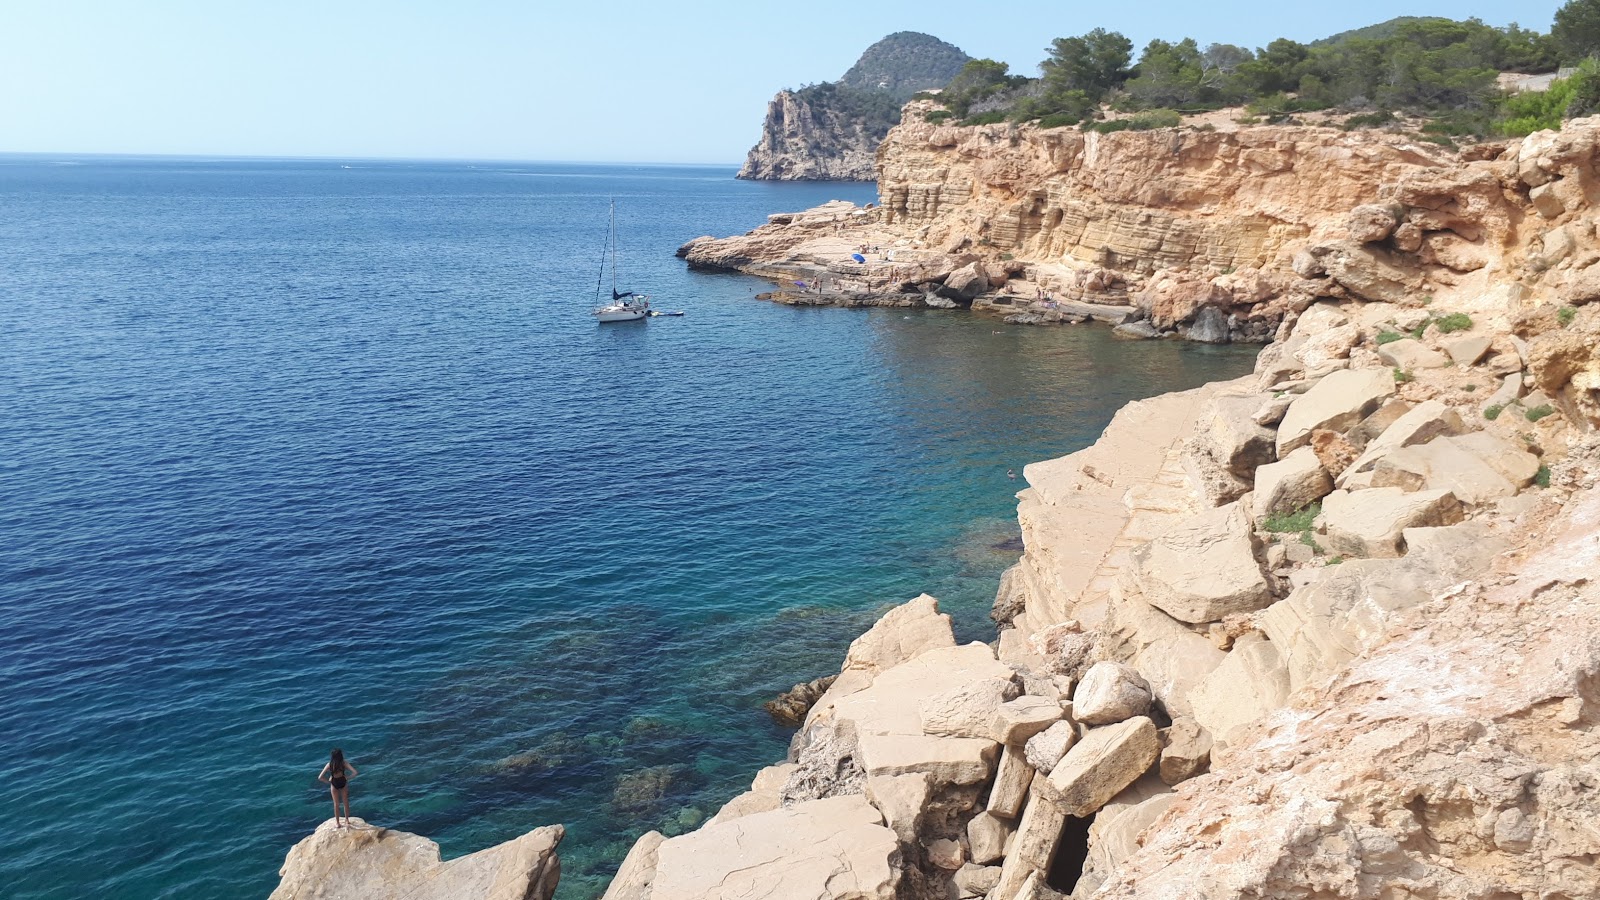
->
[738,32,971,182]
[837,32,972,98]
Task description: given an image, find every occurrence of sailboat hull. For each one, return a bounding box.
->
[594,305,648,322]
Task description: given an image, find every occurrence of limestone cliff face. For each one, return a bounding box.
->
[876,101,1453,271]
[737,90,880,182]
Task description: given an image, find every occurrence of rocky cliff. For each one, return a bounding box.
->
[738,33,969,181]
[738,90,886,181]
[653,114,1600,900]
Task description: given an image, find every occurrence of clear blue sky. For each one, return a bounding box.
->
[1,0,1565,163]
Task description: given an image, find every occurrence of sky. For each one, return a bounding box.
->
[0,0,1567,164]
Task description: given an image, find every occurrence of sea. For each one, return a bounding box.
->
[0,156,1259,899]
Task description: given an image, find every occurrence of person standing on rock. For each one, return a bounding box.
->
[317,748,359,828]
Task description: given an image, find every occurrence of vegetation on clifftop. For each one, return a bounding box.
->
[921,4,1600,138]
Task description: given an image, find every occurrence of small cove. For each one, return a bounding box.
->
[0,157,1259,899]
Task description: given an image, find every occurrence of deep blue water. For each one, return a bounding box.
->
[0,156,1258,899]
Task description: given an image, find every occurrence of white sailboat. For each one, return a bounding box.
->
[592,200,650,323]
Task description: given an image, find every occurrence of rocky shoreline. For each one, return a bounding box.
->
[272,115,1600,899]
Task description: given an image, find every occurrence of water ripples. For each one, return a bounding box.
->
[0,157,1256,899]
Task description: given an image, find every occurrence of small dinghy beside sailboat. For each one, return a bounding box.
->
[592,200,651,323]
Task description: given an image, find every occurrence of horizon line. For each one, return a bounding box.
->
[0,150,750,168]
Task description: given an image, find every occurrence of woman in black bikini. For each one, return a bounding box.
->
[317,748,359,828]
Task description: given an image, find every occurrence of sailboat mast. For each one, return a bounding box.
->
[610,200,618,296]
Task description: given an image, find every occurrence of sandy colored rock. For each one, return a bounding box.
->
[1377,338,1449,370]
[986,744,1036,818]
[1158,719,1213,785]
[863,772,929,843]
[647,795,899,900]
[602,831,664,900]
[919,676,1021,739]
[1346,203,1399,242]
[1023,720,1078,775]
[1072,661,1153,726]
[1076,775,1177,898]
[1371,434,1538,505]
[856,733,1000,785]
[1095,488,1600,900]
[840,594,956,678]
[952,863,1001,897]
[1251,446,1332,520]
[966,810,1013,865]
[1260,521,1506,691]
[1319,487,1464,558]
[1043,717,1161,817]
[1126,502,1271,624]
[925,837,965,870]
[1339,399,1466,484]
[1277,367,1397,454]
[990,695,1062,745]
[1309,428,1359,479]
[1443,334,1493,366]
[1188,632,1292,748]
[270,819,564,900]
[709,764,798,825]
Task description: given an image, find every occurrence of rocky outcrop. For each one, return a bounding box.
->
[270,819,563,900]
[738,90,885,182]
[738,33,969,181]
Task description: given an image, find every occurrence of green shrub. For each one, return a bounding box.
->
[1376,330,1405,344]
[1127,108,1183,130]
[1559,305,1578,326]
[1086,119,1133,133]
[1462,383,1479,392]
[1525,404,1557,422]
[1299,529,1318,548]
[1484,403,1504,420]
[925,110,954,124]
[1535,464,1552,488]
[1394,367,1414,384]
[1325,555,1346,566]
[1343,110,1397,130]
[1192,122,1217,132]
[1264,501,1321,534]
[960,110,1009,126]
[1434,312,1473,333]
[1037,112,1080,129]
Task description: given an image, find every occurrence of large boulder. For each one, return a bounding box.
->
[645,796,900,900]
[941,262,990,301]
[1251,446,1333,520]
[1371,434,1539,506]
[1260,522,1506,691]
[806,594,957,725]
[1377,338,1449,370]
[1159,719,1213,785]
[1339,400,1466,486]
[270,819,564,900]
[1277,368,1397,454]
[708,764,797,825]
[919,677,1021,739]
[1072,662,1154,726]
[1126,502,1272,624]
[1043,717,1161,817]
[1023,720,1078,775]
[1319,488,1464,558]
[1188,633,1292,749]
[1075,775,1178,898]
[1182,392,1278,506]
[990,695,1063,745]
[863,773,930,844]
[820,643,1012,786]
[1300,241,1421,304]
[985,745,1036,818]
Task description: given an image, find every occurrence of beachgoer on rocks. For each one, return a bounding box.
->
[318,748,359,828]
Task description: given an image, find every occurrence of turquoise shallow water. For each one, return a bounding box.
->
[0,156,1258,899]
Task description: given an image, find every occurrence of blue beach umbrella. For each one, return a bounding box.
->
[851,253,866,263]
[793,280,808,288]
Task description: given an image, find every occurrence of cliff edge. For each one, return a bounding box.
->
[738,33,969,182]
